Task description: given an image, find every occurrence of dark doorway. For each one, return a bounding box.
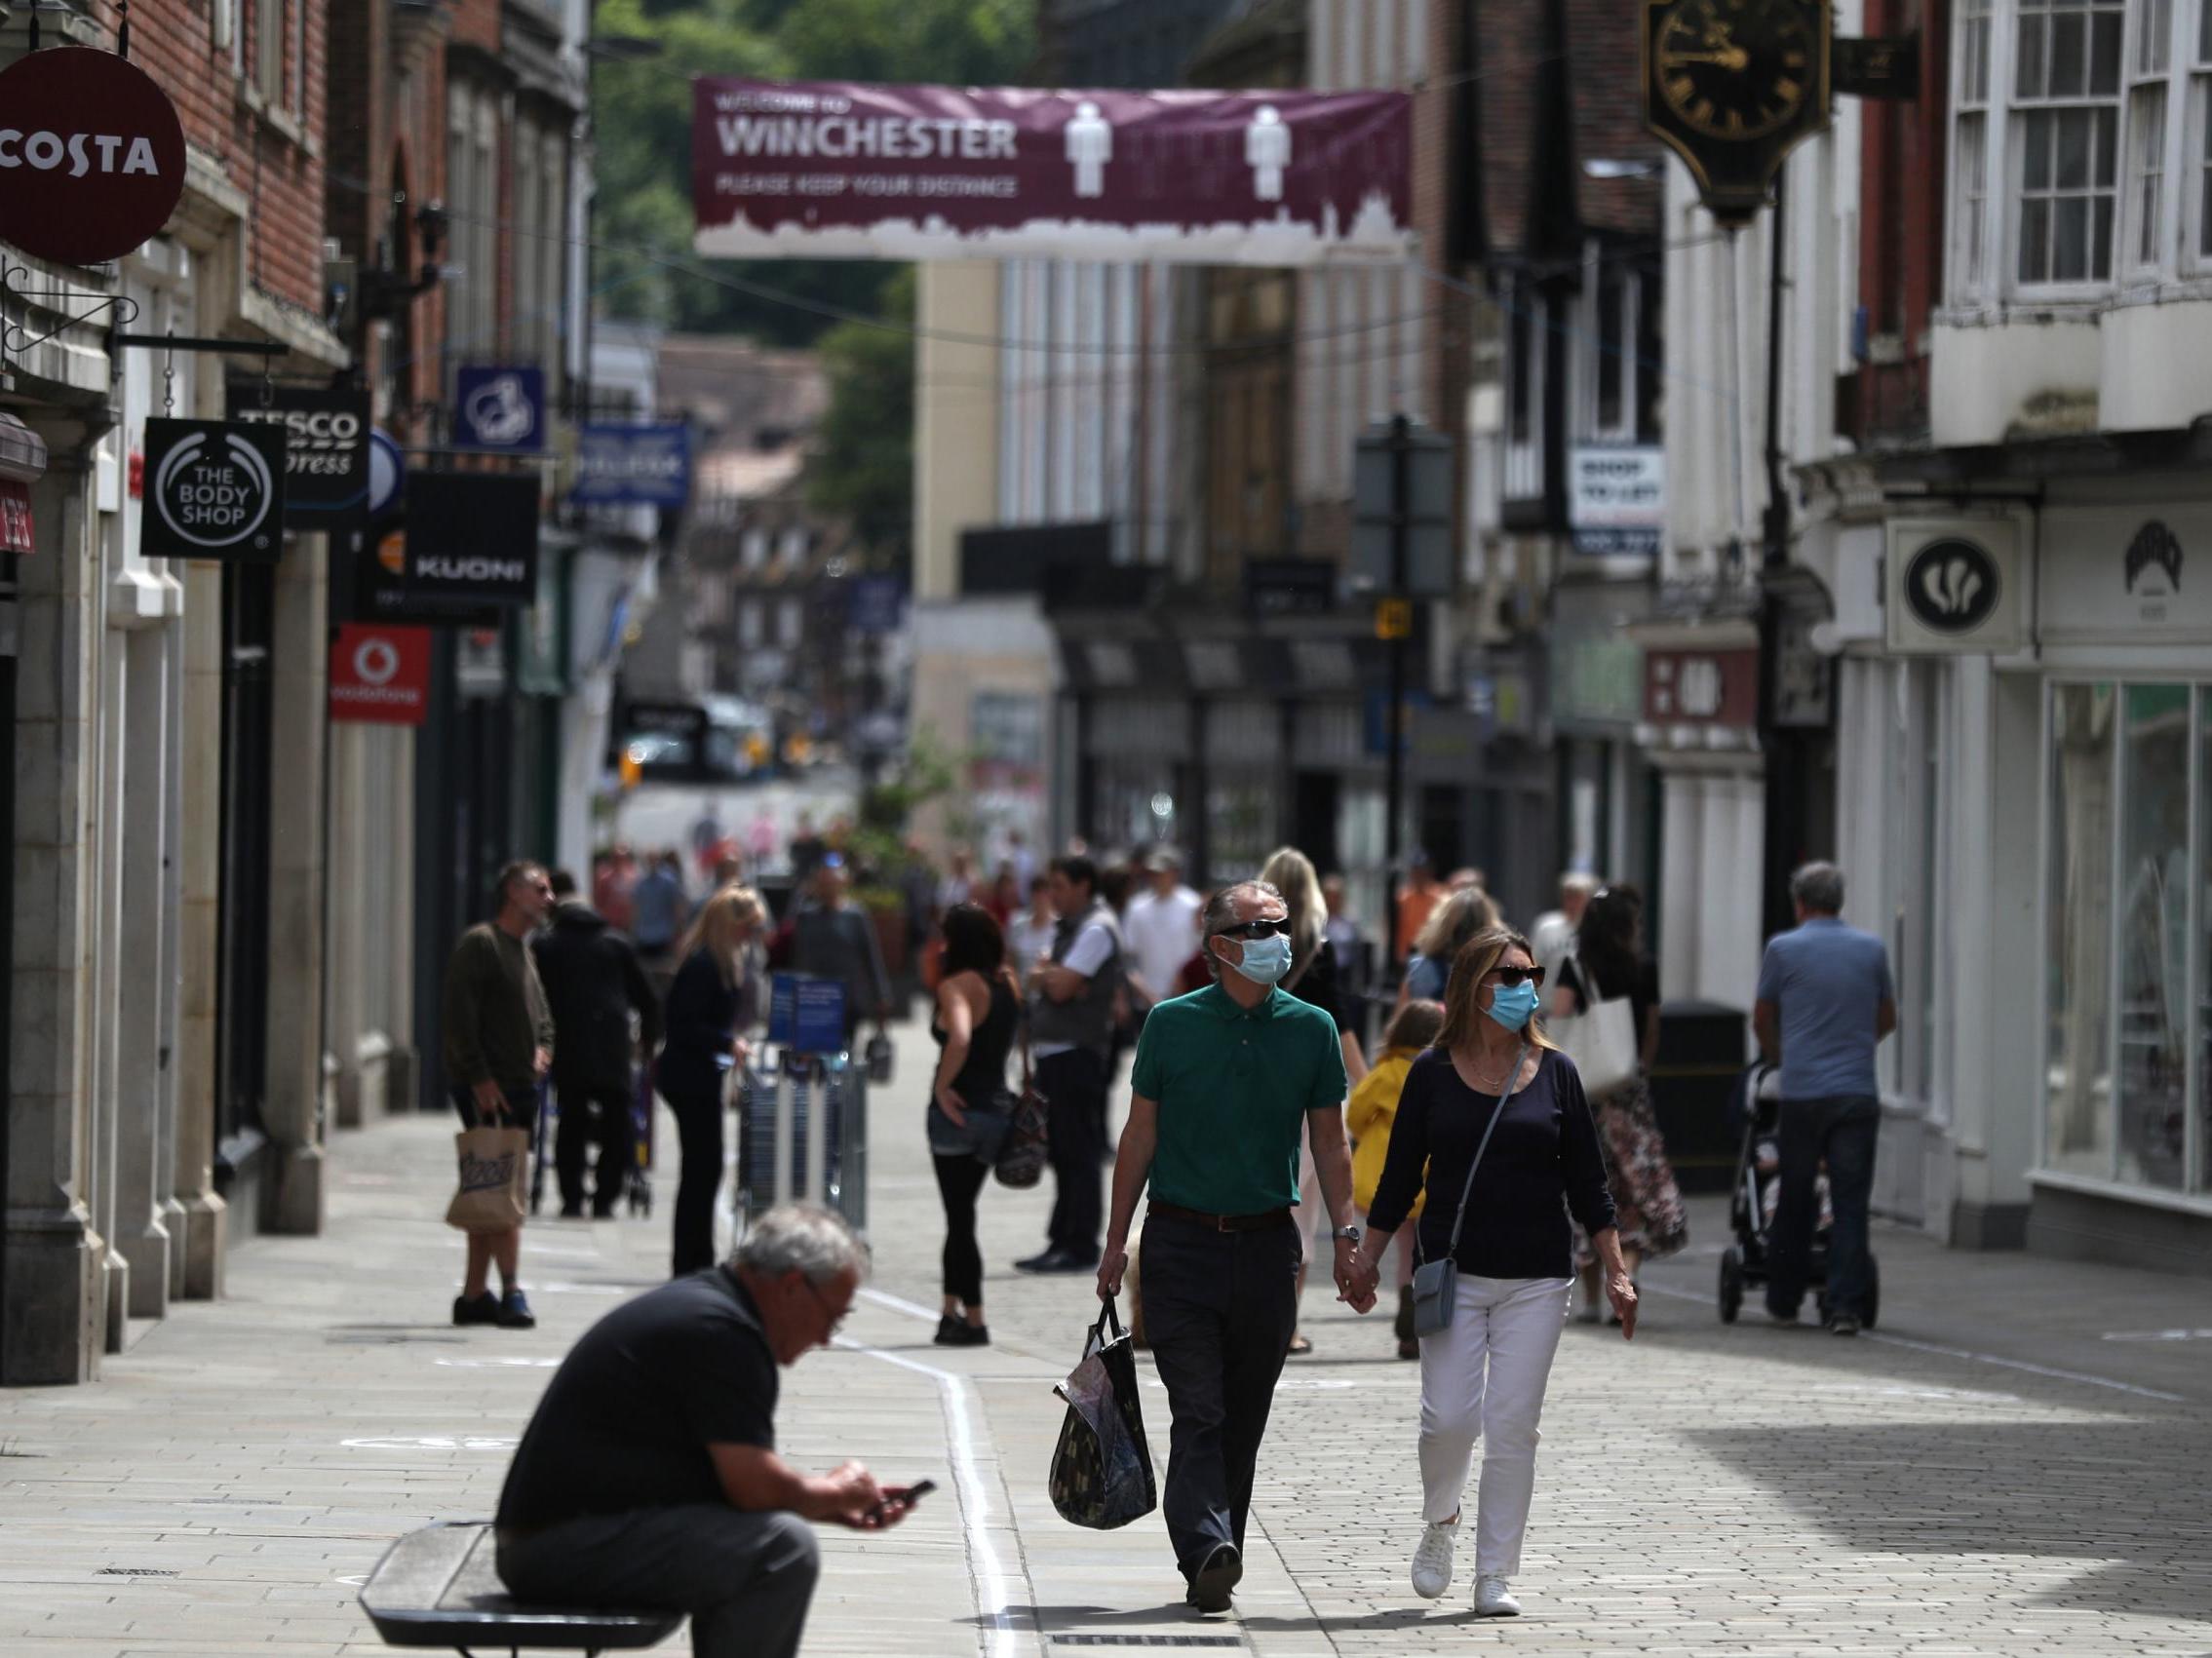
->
[214,562,276,1189]
[1292,770,1339,873]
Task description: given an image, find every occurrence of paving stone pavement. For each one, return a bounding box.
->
[2,1020,2209,1657]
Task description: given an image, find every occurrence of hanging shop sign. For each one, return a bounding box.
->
[1569,446,1665,558]
[353,526,501,629]
[1644,646,1759,730]
[846,575,906,636]
[571,422,692,507]
[1885,517,2024,654]
[227,383,372,527]
[692,80,1412,265]
[0,482,32,554]
[367,429,406,517]
[0,49,187,265]
[402,472,539,605]
[139,418,287,560]
[329,624,431,725]
[1642,0,1831,225]
[452,366,546,452]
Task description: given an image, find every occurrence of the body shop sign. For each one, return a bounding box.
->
[140,418,287,560]
[0,49,186,265]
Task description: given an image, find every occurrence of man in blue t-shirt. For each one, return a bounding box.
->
[494,1206,916,1658]
[1753,862,1896,1335]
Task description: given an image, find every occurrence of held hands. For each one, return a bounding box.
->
[1334,1237,1379,1314]
[933,1081,968,1127]
[1606,1269,1639,1340]
[1096,1246,1129,1300]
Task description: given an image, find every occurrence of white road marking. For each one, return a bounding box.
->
[2101,1328,2212,1342]
[839,1298,1021,1658]
[339,1436,518,1451]
[433,1357,561,1369]
[1636,1280,2186,1403]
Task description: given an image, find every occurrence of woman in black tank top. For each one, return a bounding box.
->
[928,903,1022,1346]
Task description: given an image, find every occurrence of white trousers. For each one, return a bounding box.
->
[1416,1273,1573,1575]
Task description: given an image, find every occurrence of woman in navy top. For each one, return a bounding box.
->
[1351,925,1637,1620]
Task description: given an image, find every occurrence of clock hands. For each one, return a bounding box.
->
[1665,45,1751,68]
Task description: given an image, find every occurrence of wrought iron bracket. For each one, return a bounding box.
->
[0,258,138,360]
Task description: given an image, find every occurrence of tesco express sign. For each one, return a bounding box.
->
[0,50,185,265]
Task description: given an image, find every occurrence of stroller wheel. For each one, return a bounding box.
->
[1719,1248,1743,1324]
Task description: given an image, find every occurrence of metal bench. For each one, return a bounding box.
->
[361,1521,683,1656]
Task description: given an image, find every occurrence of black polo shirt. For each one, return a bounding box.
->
[497,1267,778,1529]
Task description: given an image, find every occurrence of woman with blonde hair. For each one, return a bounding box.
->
[1260,845,1368,1356]
[1348,925,1637,1619]
[659,885,766,1277]
[1395,885,1501,1013]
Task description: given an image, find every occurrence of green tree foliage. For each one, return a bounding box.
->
[591,0,1035,340]
[805,267,915,559]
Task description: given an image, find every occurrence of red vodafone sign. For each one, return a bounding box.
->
[0,49,186,265]
[330,625,431,726]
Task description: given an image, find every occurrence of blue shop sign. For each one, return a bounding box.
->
[452,365,546,452]
[572,422,692,507]
[769,974,849,1055]
[847,575,906,636]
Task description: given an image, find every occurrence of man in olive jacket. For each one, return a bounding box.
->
[443,860,557,1329]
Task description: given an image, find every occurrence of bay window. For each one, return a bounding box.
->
[1950,0,2211,298]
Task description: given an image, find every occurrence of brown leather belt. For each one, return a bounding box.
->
[1147,1200,1294,1234]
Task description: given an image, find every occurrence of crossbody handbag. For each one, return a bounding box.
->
[1409,1038,1529,1337]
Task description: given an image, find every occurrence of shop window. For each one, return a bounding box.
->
[2116,684,2189,1187]
[2044,682,2115,1176]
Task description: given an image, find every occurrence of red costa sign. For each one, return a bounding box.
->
[0,49,186,265]
[330,625,431,726]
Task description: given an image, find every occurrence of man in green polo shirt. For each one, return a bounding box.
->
[1098,878,1370,1612]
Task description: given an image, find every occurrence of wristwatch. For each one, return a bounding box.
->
[1331,1223,1365,1246]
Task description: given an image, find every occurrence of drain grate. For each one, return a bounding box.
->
[97,1567,178,1578]
[1048,1639,1244,1649]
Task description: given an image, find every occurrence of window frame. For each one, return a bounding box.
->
[2037,675,2210,1198]
[2186,9,2212,268]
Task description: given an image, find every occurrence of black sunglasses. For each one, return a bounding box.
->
[1486,964,1546,989]
[1215,917,1292,940]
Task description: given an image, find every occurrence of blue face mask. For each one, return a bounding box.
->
[1485,979,1539,1032]
[1234,933,1295,985]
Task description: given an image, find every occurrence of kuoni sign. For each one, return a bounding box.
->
[330,624,431,725]
[0,49,186,265]
[693,80,1411,264]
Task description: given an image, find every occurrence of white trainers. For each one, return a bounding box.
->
[1410,1521,1456,1599]
[1474,1573,1521,1616]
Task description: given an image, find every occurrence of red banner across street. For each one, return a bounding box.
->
[692,80,1413,265]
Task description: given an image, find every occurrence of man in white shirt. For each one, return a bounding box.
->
[1121,848,1202,1013]
[1530,871,1598,983]
[1018,856,1123,1273]
[1005,876,1057,988]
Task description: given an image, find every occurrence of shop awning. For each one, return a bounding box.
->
[0,412,49,484]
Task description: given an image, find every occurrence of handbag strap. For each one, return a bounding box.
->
[1423,1038,1529,1265]
[1093,1294,1124,1342]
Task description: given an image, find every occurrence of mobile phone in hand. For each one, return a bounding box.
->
[870,1479,935,1522]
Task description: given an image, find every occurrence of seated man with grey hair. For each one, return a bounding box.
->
[1753,862,1896,1336]
[494,1205,914,1658]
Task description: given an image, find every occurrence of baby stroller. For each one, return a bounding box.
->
[1717,1061,1879,1327]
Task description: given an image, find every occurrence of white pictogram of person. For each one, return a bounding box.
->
[1066,99,1112,199]
[1246,104,1291,201]
[464,373,535,445]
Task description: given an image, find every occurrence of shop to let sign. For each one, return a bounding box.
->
[0,49,187,265]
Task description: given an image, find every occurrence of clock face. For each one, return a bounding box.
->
[1655,0,1815,141]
